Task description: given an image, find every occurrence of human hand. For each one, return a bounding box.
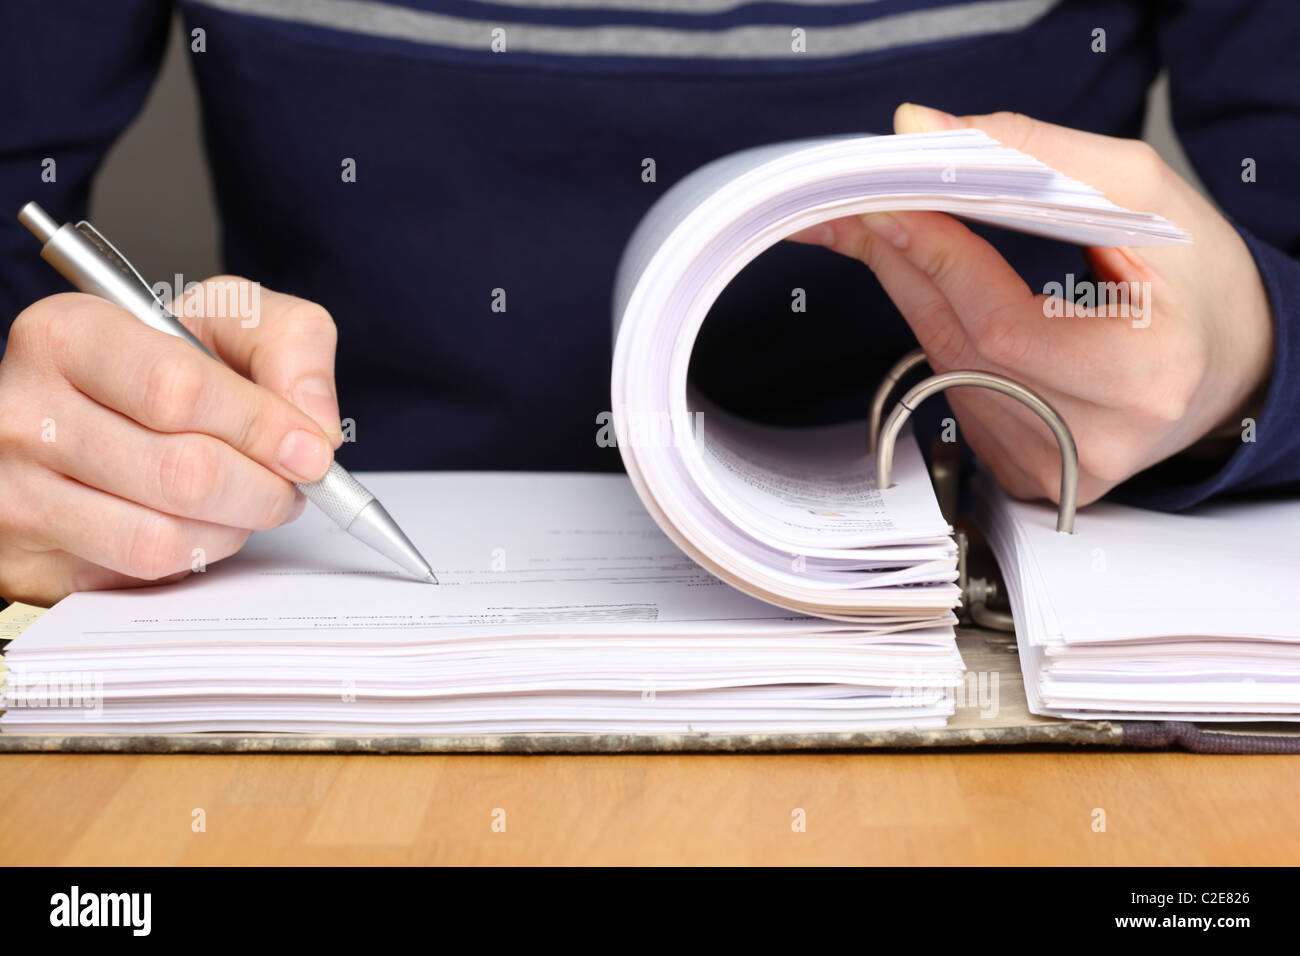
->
[791,103,1274,505]
[0,277,343,605]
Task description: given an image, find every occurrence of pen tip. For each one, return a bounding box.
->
[424,570,439,585]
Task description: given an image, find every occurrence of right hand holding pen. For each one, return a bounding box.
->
[0,277,343,605]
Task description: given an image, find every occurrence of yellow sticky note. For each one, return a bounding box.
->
[0,602,48,648]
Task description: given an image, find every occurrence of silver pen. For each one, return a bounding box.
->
[18,201,437,584]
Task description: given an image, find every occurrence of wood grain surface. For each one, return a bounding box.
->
[1,751,1295,865]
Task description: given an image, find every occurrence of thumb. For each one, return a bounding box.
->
[893,103,1163,211]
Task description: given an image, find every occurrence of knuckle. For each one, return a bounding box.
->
[7,296,69,362]
[1032,462,1062,501]
[1126,138,1162,169]
[916,307,966,370]
[973,314,1032,367]
[198,527,251,567]
[19,294,111,367]
[920,243,959,288]
[254,482,297,530]
[0,558,58,605]
[849,223,886,271]
[141,351,205,431]
[1078,436,1137,486]
[989,461,1040,502]
[1124,139,1168,195]
[280,300,337,343]
[124,512,186,580]
[1073,480,1107,508]
[187,274,248,312]
[6,304,47,356]
[1002,438,1066,502]
[229,528,253,557]
[1138,348,1205,425]
[229,388,266,455]
[0,482,31,540]
[992,112,1038,152]
[1146,383,1195,425]
[156,435,221,516]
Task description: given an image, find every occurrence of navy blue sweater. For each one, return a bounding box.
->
[2,0,1297,510]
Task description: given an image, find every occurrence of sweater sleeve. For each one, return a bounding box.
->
[0,0,172,352]
[1111,0,1300,510]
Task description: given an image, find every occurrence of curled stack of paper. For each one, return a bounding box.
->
[611,128,1186,621]
[978,476,1300,721]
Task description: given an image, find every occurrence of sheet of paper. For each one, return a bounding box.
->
[3,473,963,734]
[13,473,953,651]
[691,394,953,550]
[977,474,1300,721]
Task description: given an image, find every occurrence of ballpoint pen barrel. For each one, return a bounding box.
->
[17,202,438,583]
[17,202,57,243]
[19,206,211,355]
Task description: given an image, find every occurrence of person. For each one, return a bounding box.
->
[1,0,1296,605]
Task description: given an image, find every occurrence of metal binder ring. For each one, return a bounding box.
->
[868,349,929,455]
[874,370,1079,534]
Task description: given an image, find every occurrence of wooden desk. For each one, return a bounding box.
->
[1,752,1295,865]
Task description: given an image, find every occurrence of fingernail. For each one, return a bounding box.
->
[862,212,909,249]
[292,377,343,445]
[276,429,332,482]
[786,224,835,246]
[896,102,962,134]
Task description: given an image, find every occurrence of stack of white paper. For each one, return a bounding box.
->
[611,129,1187,622]
[978,476,1300,721]
[1,472,965,734]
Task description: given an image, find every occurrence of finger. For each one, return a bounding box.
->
[0,546,192,607]
[893,103,1171,212]
[947,386,1090,501]
[17,472,251,582]
[852,210,1152,398]
[34,391,305,530]
[894,102,1212,311]
[816,214,980,371]
[47,296,335,484]
[807,215,1093,497]
[817,210,1082,383]
[173,278,343,446]
[952,381,1166,505]
[941,402,1054,502]
[801,212,1150,491]
[811,212,1122,443]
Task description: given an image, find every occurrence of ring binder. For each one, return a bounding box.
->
[870,356,1081,633]
[955,530,1016,632]
[868,349,930,456]
[874,368,1079,534]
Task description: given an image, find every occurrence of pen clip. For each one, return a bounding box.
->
[73,220,172,316]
